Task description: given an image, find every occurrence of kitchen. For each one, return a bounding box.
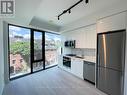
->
[58,11,127,95]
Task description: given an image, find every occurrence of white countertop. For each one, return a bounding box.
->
[64,55,96,63]
[84,56,96,63]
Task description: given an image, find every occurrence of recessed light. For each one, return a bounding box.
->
[100,21,103,24]
[49,20,53,23]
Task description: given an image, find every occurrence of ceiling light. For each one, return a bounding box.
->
[57,0,89,20]
[68,10,71,14]
[85,0,89,3]
[58,16,60,20]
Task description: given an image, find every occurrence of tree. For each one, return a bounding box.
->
[55,40,61,49]
[10,42,30,55]
[10,42,40,55]
[10,42,30,72]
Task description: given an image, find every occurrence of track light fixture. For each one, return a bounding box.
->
[57,0,89,20]
[85,0,89,3]
[58,16,60,20]
[68,10,71,14]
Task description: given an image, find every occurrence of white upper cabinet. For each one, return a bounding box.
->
[74,29,85,48]
[62,25,96,49]
[75,24,96,49]
[84,25,96,49]
[97,12,127,33]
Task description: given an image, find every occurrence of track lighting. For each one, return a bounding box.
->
[68,10,71,14]
[85,0,89,3]
[58,16,60,20]
[57,0,89,20]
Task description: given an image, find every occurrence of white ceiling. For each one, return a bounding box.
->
[33,0,121,27]
[5,0,124,31]
[3,0,42,25]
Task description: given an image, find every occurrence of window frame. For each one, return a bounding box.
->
[8,24,60,80]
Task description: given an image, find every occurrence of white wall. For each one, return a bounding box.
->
[3,21,10,84]
[0,20,4,95]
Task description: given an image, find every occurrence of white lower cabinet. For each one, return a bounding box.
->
[71,58,83,79]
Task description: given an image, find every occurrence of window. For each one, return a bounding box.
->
[45,32,61,68]
[32,31,44,72]
[20,59,23,63]
[8,24,61,79]
[12,60,16,64]
[10,66,14,74]
[9,25,31,79]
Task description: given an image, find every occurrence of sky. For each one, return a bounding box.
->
[9,25,30,38]
[45,32,61,41]
[9,25,61,41]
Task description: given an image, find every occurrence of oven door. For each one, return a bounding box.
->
[63,57,71,68]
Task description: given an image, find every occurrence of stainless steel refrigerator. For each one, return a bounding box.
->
[96,30,126,95]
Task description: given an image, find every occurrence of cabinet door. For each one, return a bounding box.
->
[71,59,77,74]
[71,59,84,79]
[76,60,83,79]
[75,30,83,48]
[81,25,96,49]
[80,27,87,48]
[97,12,126,33]
[86,25,96,49]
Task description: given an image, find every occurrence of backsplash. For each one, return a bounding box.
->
[71,48,96,57]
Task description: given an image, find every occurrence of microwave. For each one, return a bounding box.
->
[64,40,75,48]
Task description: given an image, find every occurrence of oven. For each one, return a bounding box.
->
[63,56,71,68]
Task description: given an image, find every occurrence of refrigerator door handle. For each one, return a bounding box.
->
[96,66,100,88]
[121,71,124,95]
[98,54,100,66]
[96,54,100,87]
